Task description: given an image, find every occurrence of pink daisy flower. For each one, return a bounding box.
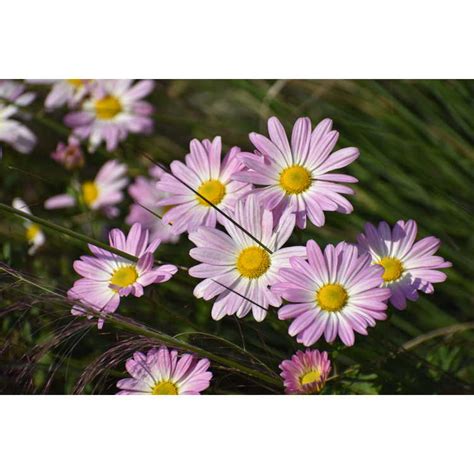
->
[51,135,84,170]
[65,79,154,152]
[279,349,331,394]
[44,80,91,109]
[233,116,359,229]
[126,166,179,245]
[357,220,452,310]
[274,240,391,346]
[156,136,252,235]
[116,346,212,395]
[12,198,46,255]
[0,80,36,154]
[45,159,128,217]
[68,223,177,328]
[188,195,306,322]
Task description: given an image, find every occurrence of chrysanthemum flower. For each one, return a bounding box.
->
[65,79,154,152]
[274,240,391,346]
[44,80,91,109]
[357,220,452,310]
[12,198,45,255]
[279,349,331,394]
[0,80,36,154]
[188,195,306,321]
[233,116,359,229]
[116,346,212,395]
[126,166,179,244]
[156,137,252,234]
[68,223,177,328]
[51,135,84,170]
[45,159,128,217]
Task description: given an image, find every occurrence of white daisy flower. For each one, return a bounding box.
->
[12,198,45,255]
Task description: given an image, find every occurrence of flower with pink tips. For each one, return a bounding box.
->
[280,349,331,394]
[45,159,128,217]
[188,195,306,322]
[126,166,179,245]
[156,136,252,235]
[357,220,452,310]
[234,116,359,229]
[68,223,177,328]
[274,240,391,346]
[117,346,212,395]
[65,79,154,152]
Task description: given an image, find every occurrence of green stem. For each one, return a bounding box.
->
[34,113,70,137]
[0,203,189,271]
[401,322,474,351]
[0,264,281,389]
[108,316,281,388]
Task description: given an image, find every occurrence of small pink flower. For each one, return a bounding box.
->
[280,349,331,394]
[117,346,212,395]
[156,136,252,235]
[68,223,177,328]
[65,80,154,152]
[357,220,452,310]
[234,116,359,230]
[274,240,391,346]
[51,136,84,170]
[126,166,179,244]
[45,159,128,217]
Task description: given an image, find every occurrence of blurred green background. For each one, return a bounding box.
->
[1,80,473,394]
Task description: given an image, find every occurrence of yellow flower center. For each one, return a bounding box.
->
[151,381,178,395]
[94,95,122,120]
[196,179,226,206]
[378,257,404,282]
[236,246,271,279]
[317,283,348,312]
[110,266,138,288]
[67,79,83,88]
[82,181,99,207]
[26,224,41,241]
[301,369,321,386]
[279,165,312,194]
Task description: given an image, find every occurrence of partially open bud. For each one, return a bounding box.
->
[51,135,84,170]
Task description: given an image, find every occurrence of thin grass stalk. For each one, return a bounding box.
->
[0,264,282,389]
[0,203,189,271]
[142,153,273,254]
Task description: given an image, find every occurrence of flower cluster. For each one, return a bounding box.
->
[9,92,452,395]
